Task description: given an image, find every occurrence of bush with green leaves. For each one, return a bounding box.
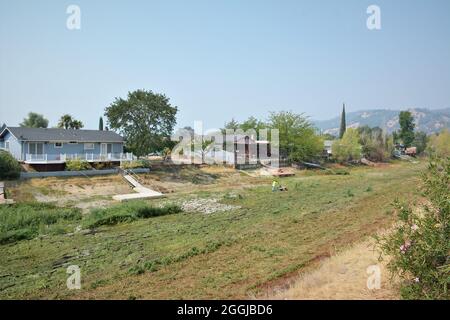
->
[427,129,450,158]
[83,201,182,229]
[65,159,91,171]
[332,128,362,163]
[0,202,82,244]
[0,150,21,180]
[376,157,449,299]
[121,159,150,169]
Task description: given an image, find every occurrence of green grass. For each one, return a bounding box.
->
[0,203,82,245]
[82,202,182,229]
[0,162,424,299]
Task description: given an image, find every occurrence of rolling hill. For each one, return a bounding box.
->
[314,108,450,136]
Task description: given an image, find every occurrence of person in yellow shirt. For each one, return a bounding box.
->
[272,180,278,192]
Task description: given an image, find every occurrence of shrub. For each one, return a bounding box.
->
[0,203,82,244]
[65,159,91,171]
[427,129,450,158]
[83,202,182,229]
[329,168,350,175]
[135,204,182,218]
[0,150,21,180]
[376,157,449,299]
[121,159,150,169]
[0,228,37,245]
[85,213,136,229]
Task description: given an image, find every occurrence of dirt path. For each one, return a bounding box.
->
[269,239,399,300]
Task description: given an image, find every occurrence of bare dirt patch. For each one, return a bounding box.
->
[9,175,131,206]
[270,239,399,300]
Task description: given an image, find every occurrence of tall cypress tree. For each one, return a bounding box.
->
[339,103,346,139]
[99,117,104,131]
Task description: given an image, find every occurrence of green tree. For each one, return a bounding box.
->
[105,89,178,157]
[0,150,21,180]
[99,117,104,131]
[20,112,48,128]
[222,117,267,137]
[332,128,362,163]
[224,118,239,131]
[427,129,450,158]
[57,114,84,130]
[339,103,346,139]
[240,116,267,133]
[267,111,323,162]
[358,126,392,162]
[413,131,428,155]
[398,111,415,147]
[70,120,84,130]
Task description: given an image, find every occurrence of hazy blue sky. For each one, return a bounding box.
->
[1,0,449,130]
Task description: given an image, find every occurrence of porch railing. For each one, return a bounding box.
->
[25,153,134,162]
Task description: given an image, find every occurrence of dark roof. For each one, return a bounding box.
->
[1,126,124,143]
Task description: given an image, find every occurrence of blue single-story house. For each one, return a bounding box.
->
[0,126,133,165]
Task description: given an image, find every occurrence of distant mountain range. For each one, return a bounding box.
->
[314,108,450,136]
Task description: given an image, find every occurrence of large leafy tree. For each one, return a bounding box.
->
[239,116,267,133]
[20,112,48,128]
[267,111,323,162]
[223,116,267,136]
[398,111,415,147]
[105,90,178,156]
[358,126,393,162]
[57,114,84,130]
[332,128,362,163]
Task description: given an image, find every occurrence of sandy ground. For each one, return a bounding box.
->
[270,239,399,300]
[7,175,132,212]
[7,166,265,212]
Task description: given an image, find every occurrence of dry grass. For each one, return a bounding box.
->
[270,239,399,300]
[0,162,422,299]
[5,175,132,213]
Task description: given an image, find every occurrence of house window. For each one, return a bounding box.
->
[54,142,63,148]
[5,141,10,150]
[84,143,95,150]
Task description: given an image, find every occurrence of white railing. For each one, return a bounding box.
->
[25,153,134,163]
[26,154,48,162]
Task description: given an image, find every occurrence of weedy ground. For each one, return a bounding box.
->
[0,161,424,299]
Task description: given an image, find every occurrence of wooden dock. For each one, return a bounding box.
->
[113,174,164,202]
